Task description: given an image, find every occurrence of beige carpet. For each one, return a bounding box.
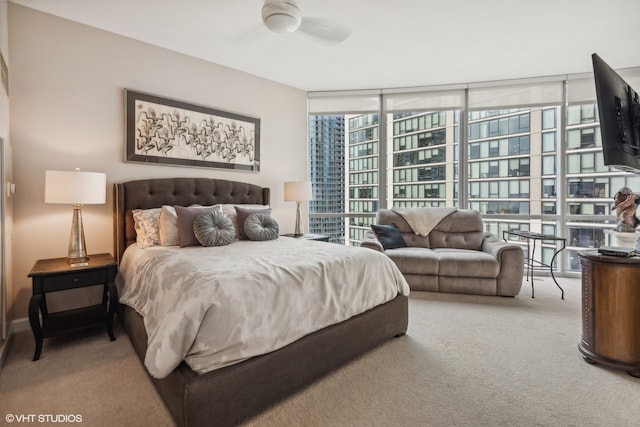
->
[1,277,639,427]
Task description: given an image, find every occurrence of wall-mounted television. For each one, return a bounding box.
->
[592,53,640,174]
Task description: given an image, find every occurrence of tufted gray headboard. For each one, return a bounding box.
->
[113,177,270,262]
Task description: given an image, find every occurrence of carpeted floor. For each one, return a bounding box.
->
[1,276,639,427]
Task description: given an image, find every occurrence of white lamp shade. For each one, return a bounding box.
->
[45,170,107,205]
[284,181,312,202]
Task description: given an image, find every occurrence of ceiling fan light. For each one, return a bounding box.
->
[264,14,300,33]
[262,1,302,33]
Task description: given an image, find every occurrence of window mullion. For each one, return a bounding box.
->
[378,94,388,210]
[458,88,469,208]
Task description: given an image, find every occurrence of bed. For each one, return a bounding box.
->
[114,177,409,427]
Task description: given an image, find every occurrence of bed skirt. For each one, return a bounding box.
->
[119,294,409,427]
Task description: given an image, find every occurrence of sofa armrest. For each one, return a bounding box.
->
[361,230,384,252]
[482,232,524,296]
[482,232,510,255]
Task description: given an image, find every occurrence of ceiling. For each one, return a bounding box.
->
[11,0,640,92]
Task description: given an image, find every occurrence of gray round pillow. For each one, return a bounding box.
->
[244,213,279,241]
[193,211,235,246]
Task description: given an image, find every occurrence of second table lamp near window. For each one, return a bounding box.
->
[284,181,312,237]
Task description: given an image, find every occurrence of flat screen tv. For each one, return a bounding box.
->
[592,53,640,174]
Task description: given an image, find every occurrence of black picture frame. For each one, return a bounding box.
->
[125,90,260,172]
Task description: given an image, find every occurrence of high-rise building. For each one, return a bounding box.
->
[346,114,379,243]
[308,115,346,244]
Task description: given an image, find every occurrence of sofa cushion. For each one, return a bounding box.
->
[429,230,484,250]
[434,248,499,278]
[371,223,407,250]
[385,247,439,275]
[433,209,484,233]
[429,209,485,250]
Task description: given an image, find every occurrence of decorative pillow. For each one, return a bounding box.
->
[193,211,235,247]
[221,204,270,239]
[160,204,220,245]
[244,213,280,241]
[132,208,161,248]
[175,205,222,247]
[371,223,407,250]
[159,205,180,246]
[234,206,272,240]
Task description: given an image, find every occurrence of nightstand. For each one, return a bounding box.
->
[281,233,330,242]
[28,253,118,361]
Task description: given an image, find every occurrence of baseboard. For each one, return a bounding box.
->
[0,333,12,370]
[0,317,29,370]
[9,317,29,334]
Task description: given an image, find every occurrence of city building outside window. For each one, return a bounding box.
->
[308,70,640,275]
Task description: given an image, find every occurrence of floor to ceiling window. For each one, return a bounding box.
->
[308,68,640,275]
[308,93,380,244]
[464,79,565,271]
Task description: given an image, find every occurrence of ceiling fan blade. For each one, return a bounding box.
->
[298,17,351,44]
[232,22,269,46]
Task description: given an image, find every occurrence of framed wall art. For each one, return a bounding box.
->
[125,90,260,172]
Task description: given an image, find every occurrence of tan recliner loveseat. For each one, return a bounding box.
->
[361,208,524,297]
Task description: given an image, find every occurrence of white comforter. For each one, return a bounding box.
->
[116,238,410,378]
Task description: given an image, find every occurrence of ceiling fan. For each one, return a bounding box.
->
[260,0,351,44]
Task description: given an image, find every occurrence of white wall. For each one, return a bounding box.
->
[8,4,308,321]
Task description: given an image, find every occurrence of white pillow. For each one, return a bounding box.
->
[132,208,161,248]
[159,205,179,246]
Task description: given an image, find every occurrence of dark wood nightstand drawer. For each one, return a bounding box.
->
[36,269,109,293]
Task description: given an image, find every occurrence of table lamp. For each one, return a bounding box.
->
[45,169,106,266]
[284,181,312,237]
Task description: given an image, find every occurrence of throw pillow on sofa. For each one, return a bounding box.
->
[371,223,407,250]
